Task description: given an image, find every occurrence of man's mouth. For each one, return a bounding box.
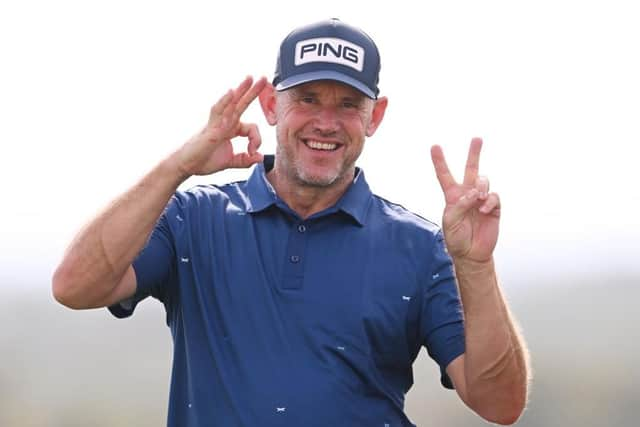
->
[303,139,340,152]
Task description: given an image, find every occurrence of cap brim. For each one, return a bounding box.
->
[274,70,376,99]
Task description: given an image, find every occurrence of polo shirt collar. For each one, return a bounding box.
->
[245,155,372,226]
[245,156,278,214]
[335,167,371,226]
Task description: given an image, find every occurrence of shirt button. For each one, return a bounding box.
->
[297,224,306,233]
[290,255,300,263]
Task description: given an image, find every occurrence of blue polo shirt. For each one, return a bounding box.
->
[109,156,465,427]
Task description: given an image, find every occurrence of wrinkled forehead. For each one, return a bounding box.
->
[281,80,369,101]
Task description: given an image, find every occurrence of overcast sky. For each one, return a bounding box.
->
[1,0,638,293]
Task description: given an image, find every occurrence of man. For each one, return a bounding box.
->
[53,18,529,426]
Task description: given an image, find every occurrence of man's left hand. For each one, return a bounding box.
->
[430,138,501,263]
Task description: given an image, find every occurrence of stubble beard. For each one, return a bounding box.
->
[272,117,367,189]
[275,142,346,188]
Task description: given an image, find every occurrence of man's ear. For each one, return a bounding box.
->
[366,96,388,137]
[259,83,277,126]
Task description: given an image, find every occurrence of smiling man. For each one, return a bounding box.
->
[261,81,386,217]
[53,18,529,427]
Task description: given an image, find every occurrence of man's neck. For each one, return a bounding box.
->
[266,168,353,220]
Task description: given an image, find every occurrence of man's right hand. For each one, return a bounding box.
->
[175,76,268,178]
[53,76,268,309]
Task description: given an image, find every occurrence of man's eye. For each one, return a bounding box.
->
[343,101,358,109]
[301,97,315,104]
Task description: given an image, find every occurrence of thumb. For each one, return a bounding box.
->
[229,152,264,169]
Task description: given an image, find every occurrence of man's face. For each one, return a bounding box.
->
[272,81,378,188]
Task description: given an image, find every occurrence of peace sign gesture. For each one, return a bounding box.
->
[177,76,267,177]
[430,138,501,263]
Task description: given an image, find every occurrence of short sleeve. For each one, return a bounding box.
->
[108,209,176,318]
[421,230,465,389]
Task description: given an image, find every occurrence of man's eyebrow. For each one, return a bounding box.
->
[288,88,364,102]
[340,94,367,105]
[294,90,318,98]
[290,88,317,97]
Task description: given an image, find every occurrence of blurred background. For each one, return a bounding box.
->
[1,0,638,425]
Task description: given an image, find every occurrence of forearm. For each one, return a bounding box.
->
[52,153,188,308]
[455,258,529,422]
[52,77,267,309]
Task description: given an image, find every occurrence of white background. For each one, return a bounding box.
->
[1,0,639,291]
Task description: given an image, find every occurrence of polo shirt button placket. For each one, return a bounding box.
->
[282,222,308,289]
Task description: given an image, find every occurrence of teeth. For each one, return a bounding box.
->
[306,140,337,151]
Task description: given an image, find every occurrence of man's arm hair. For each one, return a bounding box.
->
[52,155,187,309]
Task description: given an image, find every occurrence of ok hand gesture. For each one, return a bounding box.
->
[430,138,501,263]
[177,76,267,177]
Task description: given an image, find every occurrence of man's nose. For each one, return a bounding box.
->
[312,107,340,134]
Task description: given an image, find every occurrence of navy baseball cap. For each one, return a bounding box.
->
[272,18,381,99]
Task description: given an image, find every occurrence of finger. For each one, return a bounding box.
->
[448,188,482,223]
[214,77,253,125]
[479,192,501,216]
[463,137,483,186]
[232,76,254,104]
[235,77,268,116]
[237,122,262,155]
[209,89,234,123]
[475,175,490,200]
[430,144,457,192]
[209,76,257,124]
